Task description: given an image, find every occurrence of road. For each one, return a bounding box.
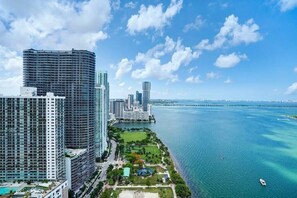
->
[80,139,118,198]
[98,139,117,181]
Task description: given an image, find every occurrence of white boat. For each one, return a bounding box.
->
[259,178,266,186]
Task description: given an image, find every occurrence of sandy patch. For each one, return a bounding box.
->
[119,190,159,198]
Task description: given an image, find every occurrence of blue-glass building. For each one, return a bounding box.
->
[23,49,95,177]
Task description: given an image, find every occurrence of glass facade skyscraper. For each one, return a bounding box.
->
[23,49,95,177]
[142,81,151,112]
[136,91,142,105]
[127,94,134,110]
[96,72,109,121]
[95,72,109,158]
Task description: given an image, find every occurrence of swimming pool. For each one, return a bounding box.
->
[0,187,20,195]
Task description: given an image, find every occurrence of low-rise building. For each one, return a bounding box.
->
[12,180,68,198]
[123,167,130,178]
[123,110,150,121]
[123,105,151,121]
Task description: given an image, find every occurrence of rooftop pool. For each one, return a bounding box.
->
[0,187,20,195]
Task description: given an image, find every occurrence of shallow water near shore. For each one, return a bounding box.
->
[115,101,297,197]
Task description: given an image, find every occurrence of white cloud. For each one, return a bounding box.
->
[127,0,183,34]
[294,67,297,72]
[135,36,176,62]
[125,1,137,9]
[196,15,262,51]
[206,72,219,79]
[109,64,116,69]
[0,0,111,51]
[69,0,111,33]
[188,66,198,73]
[132,58,170,80]
[285,82,297,94]
[119,82,125,87]
[185,75,202,83]
[0,45,22,73]
[162,45,200,72]
[115,58,133,79]
[183,15,204,32]
[278,0,297,11]
[0,75,22,96]
[214,52,247,68]
[131,37,200,82]
[224,78,231,84]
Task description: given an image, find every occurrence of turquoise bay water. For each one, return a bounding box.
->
[116,102,297,197]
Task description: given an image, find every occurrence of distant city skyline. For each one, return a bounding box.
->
[0,0,297,101]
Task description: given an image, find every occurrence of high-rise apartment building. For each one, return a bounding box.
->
[23,49,95,177]
[142,81,151,112]
[0,87,65,181]
[109,99,115,114]
[95,72,109,159]
[96,72,109,118]
[114,99,125,119]
[95,85,105,159]
[127,94,134,110]
[135,91,142,105]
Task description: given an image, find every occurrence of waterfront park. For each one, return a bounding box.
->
[98,126,191,198]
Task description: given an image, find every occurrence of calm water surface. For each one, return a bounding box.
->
[116,102,297,197]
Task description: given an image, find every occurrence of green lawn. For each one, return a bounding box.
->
[145,146,160,155]
[110,189,121,198]
[120,132,161,164]
[120,132,147,143]
[143,145,161,164]
[147,165,166,173]
[131,174,164,185]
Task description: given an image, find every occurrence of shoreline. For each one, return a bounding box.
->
[158,138,194,197]
[117,120,155,123]
[161,141,187,181]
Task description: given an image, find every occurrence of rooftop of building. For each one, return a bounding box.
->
[0,180,67,197]
[95,84,105,89]
[123,167,130,177]
[24,48,94,53]
[65,148,87,158]
[0,87,65,99]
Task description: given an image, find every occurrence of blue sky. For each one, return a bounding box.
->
[0,0,297,100]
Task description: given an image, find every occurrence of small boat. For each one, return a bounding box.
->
[259,178,266,186]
